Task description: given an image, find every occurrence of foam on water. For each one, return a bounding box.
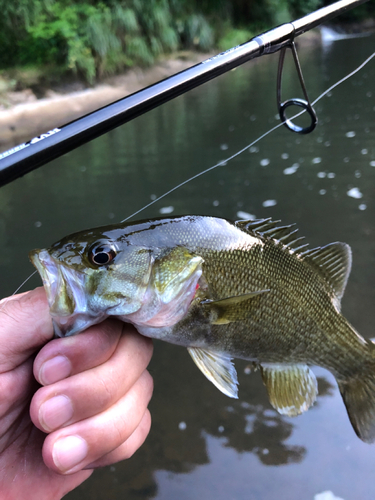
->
[262,200,277,207]
[314,491,345,500]
[237,211,255,220]
[283,163,299,175]
[159,206,174,214]
[347,187,363,199]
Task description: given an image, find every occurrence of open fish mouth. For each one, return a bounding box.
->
[30,249,62,308]
[30,249,105,336]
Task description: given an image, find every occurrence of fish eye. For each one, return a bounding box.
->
[88,242,117,266]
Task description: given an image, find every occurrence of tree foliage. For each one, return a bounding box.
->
[0,0,373,83]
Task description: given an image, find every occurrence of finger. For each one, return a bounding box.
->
[31,328,153,432]
[42,370,153,475]
[0,358,35,422]
[0,288,53,371]
[86,409,151,469]
[33,318,124,386]
[34,320,153,387]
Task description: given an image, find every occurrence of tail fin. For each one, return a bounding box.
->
[338,372,375,443]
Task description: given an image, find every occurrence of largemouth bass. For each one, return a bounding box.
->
[29,215,375,442]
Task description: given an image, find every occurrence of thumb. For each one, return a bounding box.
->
[0,287,53,372]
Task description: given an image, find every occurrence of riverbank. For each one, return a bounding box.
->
[0,51,219,149]
[0,27,344,149]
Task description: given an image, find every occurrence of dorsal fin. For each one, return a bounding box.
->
[235,218,308,252]
[235,219,352,305]
[300,243,352,304]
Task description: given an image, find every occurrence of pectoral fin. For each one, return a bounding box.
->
[201,290,269,325]
[188,347,238,398]
[260,363,318,416]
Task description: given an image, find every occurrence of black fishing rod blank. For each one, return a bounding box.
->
[0,0,369,187]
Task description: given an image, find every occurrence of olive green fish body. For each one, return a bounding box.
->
[30,215,375,443]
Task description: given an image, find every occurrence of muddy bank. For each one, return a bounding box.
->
[0,31,323,150]
[0,53,214,150]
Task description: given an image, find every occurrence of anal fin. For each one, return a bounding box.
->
[260,363,318,416]
[188,347,238,398]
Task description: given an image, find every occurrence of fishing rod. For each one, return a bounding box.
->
[0,0,370,188]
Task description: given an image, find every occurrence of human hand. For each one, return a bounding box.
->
[0,287,153,499]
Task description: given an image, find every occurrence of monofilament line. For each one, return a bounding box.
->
[11,270,38,295]
[122,49,375,223]
[0,270,37,316]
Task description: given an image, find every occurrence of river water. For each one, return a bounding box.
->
[1,32,375,500]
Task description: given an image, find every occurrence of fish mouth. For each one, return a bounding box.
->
[30,249,105,337]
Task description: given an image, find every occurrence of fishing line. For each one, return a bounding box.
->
[0,270,37,318]
[122,49,375,223]
[2,50,375,301]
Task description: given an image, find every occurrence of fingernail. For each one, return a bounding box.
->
[39,395,74,431]
[52,435,88,472]
[39,355,71,385]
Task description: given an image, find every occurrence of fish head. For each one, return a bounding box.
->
[30,224,203,337]
[29,228,155,337]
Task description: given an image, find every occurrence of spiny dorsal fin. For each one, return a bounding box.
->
[260,363,318,416]
[300,242,352,303]
[187,347,238,398]
[235,218,308,252]
[235,219,352,303]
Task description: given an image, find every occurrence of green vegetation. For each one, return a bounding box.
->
[0,0,374,84]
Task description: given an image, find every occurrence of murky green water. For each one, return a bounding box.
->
[1,33,375,500]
